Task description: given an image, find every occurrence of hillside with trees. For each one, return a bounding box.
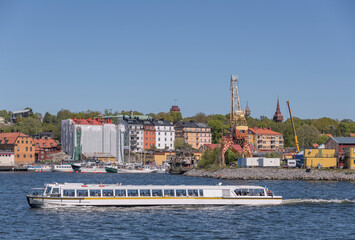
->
[0,108,354,149]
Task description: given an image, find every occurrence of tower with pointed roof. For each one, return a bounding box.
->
[245,102,251,117]
[273,98,283,122]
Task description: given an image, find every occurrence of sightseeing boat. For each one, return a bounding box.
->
[26,183,282,208]
[105,166,157,174]
[27,165,53,172]
[52,164,74,172]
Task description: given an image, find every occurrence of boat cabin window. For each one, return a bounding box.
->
[115,189,126,197]
[164,189,175,197]
[176,189,187,197]
[152,189,163,196]
[52,188,59,194]
[234,188,265,196]
[102,190,114,197]
[127,189,138,197]
[140,189,151,197]
[90,189,101,197]
[248,189,264,196]
[234,189,242,196]
[188,189,198,196]
[50,188,60,197]
[77,190,89,197]
[45,187,52,195]
[63,189,75,197]
[199,190,204,196]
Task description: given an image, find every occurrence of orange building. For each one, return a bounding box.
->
[174,121,212,149]
[248,127,283,151]
[0,132,35,165]
[143,120,156,149]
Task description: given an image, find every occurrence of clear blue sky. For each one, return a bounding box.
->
[1,0,354,120]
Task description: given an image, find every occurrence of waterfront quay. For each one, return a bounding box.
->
[185,168,355,181]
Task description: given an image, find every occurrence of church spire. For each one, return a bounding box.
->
[273,98,283,122]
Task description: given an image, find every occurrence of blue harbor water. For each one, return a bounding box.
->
[0,172,354,239]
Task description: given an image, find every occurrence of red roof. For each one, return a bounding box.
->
[321,134,333,138]
[33,138,58,150]
[72,117,105,125]
[249,127,282,136]
[349,133,355,137]
[0,132,28,145]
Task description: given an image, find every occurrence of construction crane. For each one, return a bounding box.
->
[219,75,252,166]
[286,100,300,152]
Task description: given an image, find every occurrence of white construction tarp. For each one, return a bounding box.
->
[61,120,127,163]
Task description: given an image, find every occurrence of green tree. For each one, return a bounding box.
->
[43,112,56,123]
[169,111,182,123]
[312,117,339,134]
[18,117,42,135]
[318,134,330,145]
[174,138,192,149]
[297,125,320,149]
[207,119,228,144]
[224,149,240,165]
[197,148,218,168]
[0,110,7,118]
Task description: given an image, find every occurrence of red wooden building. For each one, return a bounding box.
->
[324,137,355,167]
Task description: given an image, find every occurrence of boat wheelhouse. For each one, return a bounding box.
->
[27,183,282,208]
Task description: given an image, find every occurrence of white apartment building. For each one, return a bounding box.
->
[152,119,175,150]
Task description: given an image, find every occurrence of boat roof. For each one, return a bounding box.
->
[44,183,266,189]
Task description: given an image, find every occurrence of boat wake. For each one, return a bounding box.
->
[282,199,355,205]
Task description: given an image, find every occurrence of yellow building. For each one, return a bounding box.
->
[82,153,116,163]
[344,147,355,169]
[144,151,176,166]
[304,149,337,168]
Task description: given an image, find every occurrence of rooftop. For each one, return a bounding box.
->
[0,132,29,145]
[329,137,355,144]
[175,121,210,128]
[249,127,282,136]
[33,138,58,151]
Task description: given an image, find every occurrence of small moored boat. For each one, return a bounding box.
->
[27,165,53,172]
[52,164,73,172]
[26,183,282,208]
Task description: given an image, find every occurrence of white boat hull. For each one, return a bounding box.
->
[27,196,282,208]
[118,169,157,174]
[27,166,53,172]
[80,167,106,173]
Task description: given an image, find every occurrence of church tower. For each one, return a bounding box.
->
[273,98,283,122]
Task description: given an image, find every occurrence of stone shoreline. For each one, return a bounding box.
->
[184,168,355,181]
